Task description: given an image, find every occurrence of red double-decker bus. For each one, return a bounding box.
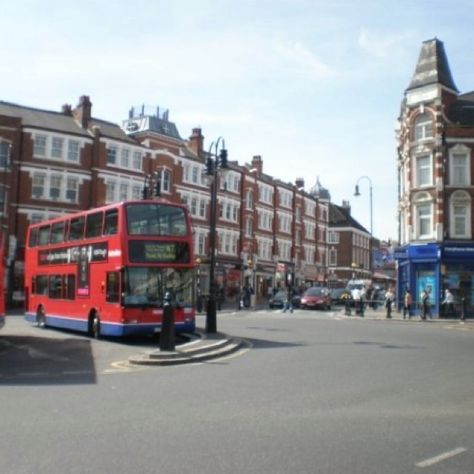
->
[24,200,195,337]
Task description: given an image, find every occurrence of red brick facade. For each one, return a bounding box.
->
[0,98,329,306]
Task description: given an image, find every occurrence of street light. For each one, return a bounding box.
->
[354,176,373,276]
[205,137,228,333]
[142,171,161,199]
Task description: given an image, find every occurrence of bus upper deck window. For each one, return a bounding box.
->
[38,225,51,246]
[50,221,66,244]
[29,228,39,247]
[86,212,104,238]
[69,216,85,241]
[104,209,118,235]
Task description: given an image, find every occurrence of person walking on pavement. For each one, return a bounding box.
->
[421,289,431,320]
[359,287,365,317]
[341,290,352,316]
[403,289,412,319]
[351,287,361,315]
[441,288,456,318]
[384,287,394,319]
[282,286,294,314]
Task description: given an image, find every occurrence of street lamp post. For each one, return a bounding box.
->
[354,176,373,277]
[142,171,161,200]
[205,137,228,333]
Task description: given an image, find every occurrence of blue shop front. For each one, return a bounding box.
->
[395,243,474,318]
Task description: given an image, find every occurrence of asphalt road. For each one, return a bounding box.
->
[1,309,473,474]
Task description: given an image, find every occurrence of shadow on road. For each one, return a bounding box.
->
[353,341,423,350]
[0,335,96,385]
[243,336,305,349]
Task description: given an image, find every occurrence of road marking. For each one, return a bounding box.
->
[416,447,467,468]
[103,360,150,373]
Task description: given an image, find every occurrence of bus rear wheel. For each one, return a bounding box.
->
[90,312,101,339]
[36,307,46,328]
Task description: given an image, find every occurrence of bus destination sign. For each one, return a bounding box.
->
[128,240,189,263]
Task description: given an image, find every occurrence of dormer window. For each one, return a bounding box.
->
[414,113,433,141]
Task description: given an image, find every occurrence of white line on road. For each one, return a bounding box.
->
[416,447,467,468]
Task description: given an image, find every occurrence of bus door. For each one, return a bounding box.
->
[105,271,121,304]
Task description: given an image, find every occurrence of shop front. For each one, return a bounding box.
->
[395,243,440,316]
[395,242,474,318]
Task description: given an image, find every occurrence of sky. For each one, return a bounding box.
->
[2,0,474,241]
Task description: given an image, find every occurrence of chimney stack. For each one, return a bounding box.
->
[73,95,92,129]
[251,155,263,175]
[295,177,305,189]
[61,104,72,116]
[342,200,351,214]
[188,128,204,156]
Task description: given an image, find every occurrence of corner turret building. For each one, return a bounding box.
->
[395,38,474,317]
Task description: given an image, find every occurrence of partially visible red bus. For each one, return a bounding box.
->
[24,200,195,337]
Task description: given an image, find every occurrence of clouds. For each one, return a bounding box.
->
[358,28,415,59]
[3,1,474,241]
[273,41,335,79]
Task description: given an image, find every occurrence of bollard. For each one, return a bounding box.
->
[160,292,175,351]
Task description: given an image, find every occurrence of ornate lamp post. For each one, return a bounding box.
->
[354,176,373,277]
[205,137,228,333]
[142,171,161,199]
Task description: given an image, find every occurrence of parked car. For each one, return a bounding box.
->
[329,288,346,305]
[269,290,301,309]
[300,287,331,310]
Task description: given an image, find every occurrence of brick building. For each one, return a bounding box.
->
[395,38,474,317]
[327,201,371,287]
[0,98,329,307]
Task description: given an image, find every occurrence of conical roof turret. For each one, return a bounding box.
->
[407,38,458,92]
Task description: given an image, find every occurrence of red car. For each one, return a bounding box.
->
[300,287,331,310]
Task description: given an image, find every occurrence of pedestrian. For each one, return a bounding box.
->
[441,288,456,318]
[359,287,365,317]
[351,287,361,315]
[282,286,294,314]
[461,293,467,321]
[366,287,374,309]
[421,289,431,320]
[403,289,412,319]
[384,287,394,319]
[341,291,352,316]
[236,285,243,310]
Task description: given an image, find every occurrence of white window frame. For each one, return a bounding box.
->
[31,131,85,163]
[413,192,433,239]
[414,113,433,141]
[449,146,470,186]
[328,231,339,243]
[0,142,10,168]
[415,154,432,187]
[450,190,471,239]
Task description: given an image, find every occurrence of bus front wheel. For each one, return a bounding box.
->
[90,312,101,339]
[36,307,46,328]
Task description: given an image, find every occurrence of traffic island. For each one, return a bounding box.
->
[128,332,246,366]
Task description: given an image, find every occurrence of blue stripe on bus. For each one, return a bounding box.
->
[0,314,4,329]
[24,312,195,336]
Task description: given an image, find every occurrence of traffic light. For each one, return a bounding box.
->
[206,156,214,175]
[219,148,228,169]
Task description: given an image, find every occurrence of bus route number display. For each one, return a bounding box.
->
[128,241,189,263]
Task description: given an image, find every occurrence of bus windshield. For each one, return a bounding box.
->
[126,203,187,236]
[123,267,194,307]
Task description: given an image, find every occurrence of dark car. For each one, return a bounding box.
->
[300,287,331,310]
[329,288,346,305]
[269,290,301,309]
